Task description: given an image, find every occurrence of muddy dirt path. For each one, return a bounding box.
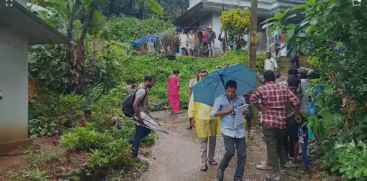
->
[138,111,308,181]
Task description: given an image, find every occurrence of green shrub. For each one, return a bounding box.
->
[331,141,367,180]
[88,139,134,171]
[60,126,114,151]
[29,93,87,137]
[103,17,174,43]
[89,84,128,129]
[29,45,69,92]
[83,39,130,93]
[60,124,141,177]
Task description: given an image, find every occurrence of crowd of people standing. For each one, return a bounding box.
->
[178,26,217,57]
[128,61,315,181]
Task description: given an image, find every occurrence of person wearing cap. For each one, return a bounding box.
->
[207,26,216,57]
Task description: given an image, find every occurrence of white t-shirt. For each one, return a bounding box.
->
[300,79,310,114]
[264,57,278,72]
[189,78,198,88]
[179,33,188,48]
[187,34,195,49]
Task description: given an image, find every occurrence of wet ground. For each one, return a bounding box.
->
[138,111,310,181]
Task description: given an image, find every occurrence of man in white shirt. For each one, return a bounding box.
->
[264,52,278,72]
[179,30,188,56]
[189,70,201,97]
[187,70,203,129]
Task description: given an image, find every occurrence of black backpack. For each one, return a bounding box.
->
[122,88,147,117]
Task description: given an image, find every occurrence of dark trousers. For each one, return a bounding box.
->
[130,124,151,157]
[263,124,287,172]
[218,135,246,180]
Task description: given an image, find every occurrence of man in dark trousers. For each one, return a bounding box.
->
[212,80,248,181]
[207,26,216,57]
[130,75,155,160]
[250,71,300,181]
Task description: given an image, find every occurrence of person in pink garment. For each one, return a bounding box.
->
[168,69,181,119]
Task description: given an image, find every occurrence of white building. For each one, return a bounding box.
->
[176,0,306,54]
[0,0,67,153]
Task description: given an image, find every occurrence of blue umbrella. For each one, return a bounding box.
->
[192,64,257,106]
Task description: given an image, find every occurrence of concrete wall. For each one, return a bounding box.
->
[188,0,305,12]
[0,28,28,144]
[212,12,223,55]
[16,0,29,6]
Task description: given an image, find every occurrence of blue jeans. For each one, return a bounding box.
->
[218,135,246,180]
[130,124,151,157]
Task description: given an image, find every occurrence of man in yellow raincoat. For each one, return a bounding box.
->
[188,70,221,171]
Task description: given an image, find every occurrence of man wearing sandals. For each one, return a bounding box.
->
[190,70,221,171]
[212,80,248,181]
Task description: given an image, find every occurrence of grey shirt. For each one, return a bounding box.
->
[135,84,149,113]
[208,31,216,42]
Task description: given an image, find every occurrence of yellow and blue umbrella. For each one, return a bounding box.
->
[192,64,256,106]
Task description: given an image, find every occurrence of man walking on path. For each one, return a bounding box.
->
[212,80,248,181]
[188,70,221,171]
[130,75,155,159]
[250,70,300,181]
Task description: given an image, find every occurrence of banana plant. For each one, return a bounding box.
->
[29,0,106,92]
[137,0,164,19]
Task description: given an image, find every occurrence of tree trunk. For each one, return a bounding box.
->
[140,0,145,19]
[249,0,257,70]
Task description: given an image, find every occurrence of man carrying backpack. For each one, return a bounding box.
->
[128,75,155,159]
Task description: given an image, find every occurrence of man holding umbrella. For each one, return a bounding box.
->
[192,64,256,180]
[212,80,249,181]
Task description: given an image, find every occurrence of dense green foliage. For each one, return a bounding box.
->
[103,17,174,43]
[29,45,69,91]
[220,8,251,50]
[105,0,188,20]
[60,123,154,176]
[29,93,87,137]
[266,0,367,179]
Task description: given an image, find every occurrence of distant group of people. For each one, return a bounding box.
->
[271,30,300,70]
[179,26,216,57]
